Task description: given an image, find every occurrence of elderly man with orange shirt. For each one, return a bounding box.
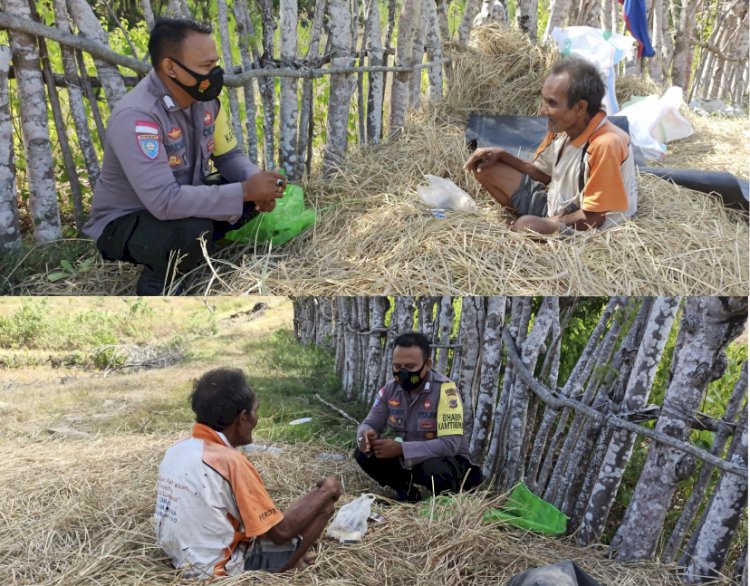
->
[465,56,638,234]
[154,368,341,578]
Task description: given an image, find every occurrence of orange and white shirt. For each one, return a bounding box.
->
[154,423,283,578]
[532,111,638,228]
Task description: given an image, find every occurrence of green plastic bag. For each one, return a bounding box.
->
[418,484,566,535]
[482,483,568,535]
[224,183,316,246]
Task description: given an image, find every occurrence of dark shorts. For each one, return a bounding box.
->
[510,174,549,217]
[244,536,301,573]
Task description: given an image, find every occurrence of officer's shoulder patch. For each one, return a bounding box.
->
[135,120,160,160]
[372,387,385,406]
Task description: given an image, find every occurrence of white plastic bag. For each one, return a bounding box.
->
[618,86,694,160]
[416,175,478,212]
[326,494,376,543]
[550,26,635,113]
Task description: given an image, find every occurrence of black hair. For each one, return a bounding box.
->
[393,332,431,362]
[148,18,213,70]
[190,368,255,432]
[550,57,605,117]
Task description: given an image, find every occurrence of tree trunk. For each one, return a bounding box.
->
[323,0,356,174]
[314,297,335,347]
[389,0,421,132]
[457,0,479,45]
[66,0,126,109]
[32,1,85,236]
[544,0,574,38]
[454,297,486,435]
[577,297,680,545]
[503,297,558,489]
[662,361,748,562]
[257,0,276,169]
[469,296,506,463]
[278,0,299,176]
[611,297,748,560]
[534,298,622,493]
[217,0,243,149]
[670,0,700,91]
[516,0,538,41]
[233,0,259,164]
[294,0,326,177]
[140,0,154,29]
[408,0,427,109]
[0,44,21,250]
[433,297,455,375]
[423,0,444,101]
[681,408,748,583]
[53,0,100,191]
[417,296,438,338]
[364,0,384,144]
[364,297,389,401]
[5,0,62,243]
[337,298,358,399]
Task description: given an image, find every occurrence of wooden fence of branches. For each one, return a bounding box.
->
[0,0,746,249]
[293,296,748,585]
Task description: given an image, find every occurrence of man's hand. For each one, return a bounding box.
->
[241,171,287,204]
[317,476,342,501]
[255,200,276,213]
[371,438,403,459]
[358,429,378,454]
[463,147,505,174]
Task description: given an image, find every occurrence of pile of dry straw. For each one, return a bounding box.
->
[2,435,701,585]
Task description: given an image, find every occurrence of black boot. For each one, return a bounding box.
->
[135,267,166,296]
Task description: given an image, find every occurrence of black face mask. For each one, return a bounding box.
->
[169,57,224,102]
[394,364,427,392]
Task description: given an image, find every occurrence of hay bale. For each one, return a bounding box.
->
[0,435,712,585]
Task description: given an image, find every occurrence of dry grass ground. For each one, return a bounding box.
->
[0,297,737,585]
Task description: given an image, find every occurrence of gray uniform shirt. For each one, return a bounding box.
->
[84,70,259,241]
[357,370,472,469]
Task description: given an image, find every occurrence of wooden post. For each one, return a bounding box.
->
[232,0,259,163]
[422,0,443,102]
[503,297,558,491]
[681,408,747,583]
[408,1,426,109]
[4,0,62,243]
[577,297,680,545]
[0,45,21,250]
[322,0,356,174]
[364,0,384,144]
[663,361,748,562]
[75,49,106,145]
[66,0,126,109]
[457,0,479,45]
[295,0,326,179]
[433,297,455,375]
[257,0,277,169]
[453,297,485,435]
[389,0,421,132]
[217,0,244,148]
[31,0,85,236]
[469,296,506,463]
[278,0,299,176]
[611,297,747,561]
[314,297,335,347]
[363,297,389,402]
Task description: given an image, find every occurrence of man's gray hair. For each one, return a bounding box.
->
[550,57,605,117]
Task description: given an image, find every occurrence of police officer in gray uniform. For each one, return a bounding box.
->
[355,332,483,502]
[84,19,286,295]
